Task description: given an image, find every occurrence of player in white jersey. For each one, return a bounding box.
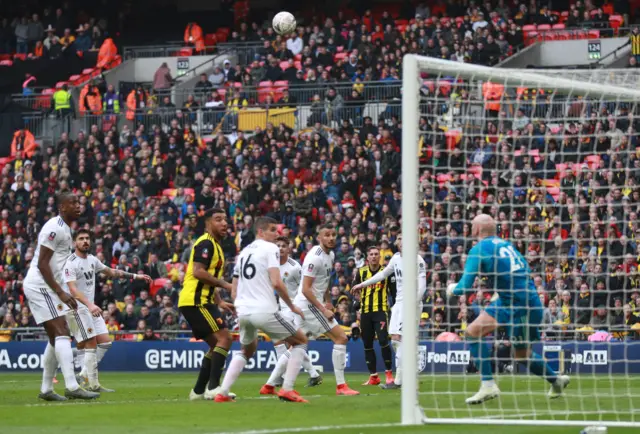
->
[215,217,310,403]
[23,192,99,401]
[292,224,360,396]
[63,229,153,392]
[261,237,322,391]
[352,235,427,389]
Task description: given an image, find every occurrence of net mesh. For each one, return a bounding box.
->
[410,64,640,425]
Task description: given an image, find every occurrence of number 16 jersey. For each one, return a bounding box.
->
[233,239,281,316]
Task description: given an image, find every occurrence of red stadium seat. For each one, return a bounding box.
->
[537,24,551,31]
[0,60,12,66]
[177,47,193,56]
[552,23,565,30]
[522,24,537,33]
[55,81,67,88]
[259,80,273,88]
[273,80,289,88]
[610,15,623,30]
[204,33,218,48]
[585,155,601,169]
[216,31,228,43]
[587,30,600,39]
[279,61,289,71]
[257,87,273,103]
[555,163,569,179]
[13,53,27,61]
[334,52,348,62]
[162,189,177,197]
[150,278,171,297]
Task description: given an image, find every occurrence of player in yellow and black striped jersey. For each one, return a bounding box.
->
[630,26,640,60]
[178,208,236,400]
[351,246,396,386]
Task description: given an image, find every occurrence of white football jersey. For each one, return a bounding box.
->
[62,253,108,303]
[294,245,334,304]
[24,216,73,289]
[233,239,281,315]
[279,257,301,310]
[376,253,427,303]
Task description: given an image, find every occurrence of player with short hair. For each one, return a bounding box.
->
[24,192,99,401]
[446,214,570,404]
[352,235,427,390]
[216,217,310,403]
[293,224,360,396]
[178,208,236,401]
[261,236,322,391]
[350,246,395,386]
[63,229,152,392]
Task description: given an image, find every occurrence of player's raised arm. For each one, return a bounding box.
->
[447,245,482,298]
[100,266,153,285]
[351,255,396,293]
[39,245,77,310]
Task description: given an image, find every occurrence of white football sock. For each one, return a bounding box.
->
[40,342,58,394]
[283,345,306,391]
[84,349,99,388]
[76,349,85,373]
[332,344,347,386]
[220,353,247,396]
[266,352,289,386]
[392,339,402,385]
[54,336,79,390]
[274,343,287,360]
[482,380,497,388]
[302,353,319,378]
[96,342,112,365]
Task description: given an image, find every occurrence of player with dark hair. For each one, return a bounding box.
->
[292,224,360,395]
[25,192,99,401]
[179,208,236,400]
[64,229,152,392]
[351,246,395,386]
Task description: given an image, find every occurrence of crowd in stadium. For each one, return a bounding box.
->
[1,0,640,346]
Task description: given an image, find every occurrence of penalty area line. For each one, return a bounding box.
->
[214,422,404,434]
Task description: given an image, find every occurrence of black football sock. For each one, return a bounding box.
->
[193,351,212,394]
[208,346,229,390]
[381,344,393,371]
[364,348,377,375]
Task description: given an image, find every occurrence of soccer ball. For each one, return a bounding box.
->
[272,11,296,35]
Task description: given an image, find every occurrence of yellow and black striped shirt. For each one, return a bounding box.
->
[631,34,640,55]
[353,265,394,314]
[178,233,225,307]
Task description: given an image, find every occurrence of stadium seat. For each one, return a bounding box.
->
[162,189,177,197]
[13,53,26,61]
[552,23,565,30]
[215,31,228,43]
[279,61,289,71]
[204,33,218,48]
[555,163,569,179]
[522,24,537,33]
[336,46,344,53]
[394,19,409,26]
[587,30,600,39]
[334,52,348,62]
[585,155,601,169]
[257,87,273,103]
[258,80,273,88]
[273,80,289,88]
[150,278,171,297]
[217,88,227,101]
[529,149,541,163]
[537,24,551,32]
[55,81,67,88]
[42,88,55,95]
[0,60,12,66]
[547,186,560,201]
[468,165,483,179]
[177,47,193,56]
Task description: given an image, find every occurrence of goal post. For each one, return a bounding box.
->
[400,53,640,428]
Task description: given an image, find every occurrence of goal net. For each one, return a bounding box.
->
[400,55,640,428]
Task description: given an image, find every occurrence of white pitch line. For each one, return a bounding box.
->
[4,392,382,408]
[214,422,404,434]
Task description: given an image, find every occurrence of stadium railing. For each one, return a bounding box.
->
[122,41,262,63]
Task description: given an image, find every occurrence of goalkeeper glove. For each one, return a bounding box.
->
[446,283,458,298]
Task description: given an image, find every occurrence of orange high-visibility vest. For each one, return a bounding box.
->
[482,81,504,112]
[97,38,117,69]
[184,23,205,52]
[11,130,36,158]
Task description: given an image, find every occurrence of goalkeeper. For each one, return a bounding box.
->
[447,214,569,405]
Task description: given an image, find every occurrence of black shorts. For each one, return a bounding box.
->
[179,304,227,340]
[360,310,390,345]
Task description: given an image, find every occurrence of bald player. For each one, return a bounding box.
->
[447,214,569,404]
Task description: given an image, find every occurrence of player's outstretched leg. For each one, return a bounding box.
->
[513,348,570,399]
[216,341,255,403]
[464,312,500,405]
[277,330,310,403]
[327,325,359,396]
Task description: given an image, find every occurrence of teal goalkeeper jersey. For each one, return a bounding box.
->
[453,236,537,308]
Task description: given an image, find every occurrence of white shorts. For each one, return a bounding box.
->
[92,315,109,337]
[65,306,98,343]
[389,303,403,335]
[238,312,297,346]
[389,302,422,336]
[24,285,70,325]
[294,302,339,339]
[278,306,296,324]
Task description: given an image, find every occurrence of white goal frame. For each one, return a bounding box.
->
[400,54,640,428]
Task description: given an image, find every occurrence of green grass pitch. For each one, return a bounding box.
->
[0,372,638,434]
